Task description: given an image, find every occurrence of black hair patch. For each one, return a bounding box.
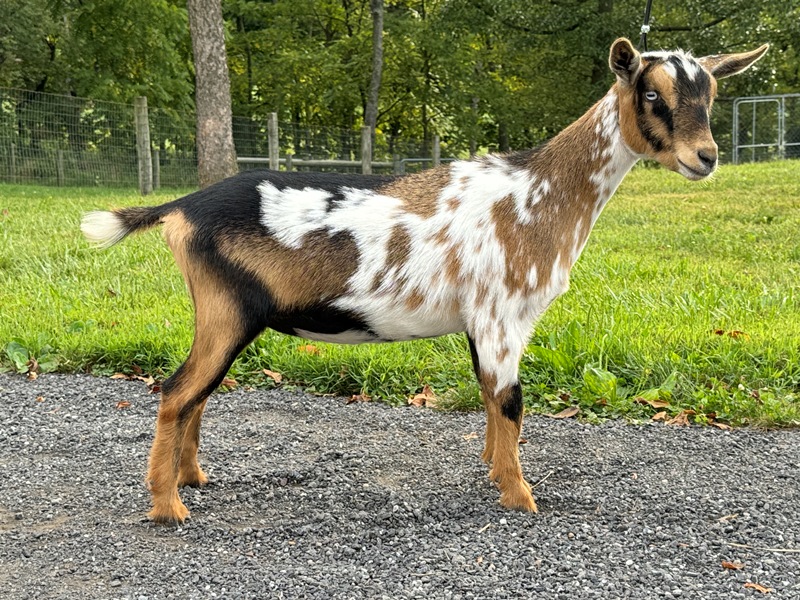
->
[501,383,524,423]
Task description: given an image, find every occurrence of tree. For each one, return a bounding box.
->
[187,0,238,187]
[364,0,384,138]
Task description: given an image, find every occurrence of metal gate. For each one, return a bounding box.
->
[732,94,800,163]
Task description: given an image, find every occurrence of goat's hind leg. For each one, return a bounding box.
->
[177,398,209,487]
[147,292,260,524]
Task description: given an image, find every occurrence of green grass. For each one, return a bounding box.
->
[1,161,799,426]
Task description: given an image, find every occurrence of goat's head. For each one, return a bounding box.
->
[609,38,768,180]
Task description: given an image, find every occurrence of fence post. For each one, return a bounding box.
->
[56,149,65,186]
[432,134,441,167]
[10,143,16,183]
[134,96,153,195]
[285,153,293,172]
[393,154,404,175]
[152,148,161,190]
[268,113,279,170]
[361,126,372,174]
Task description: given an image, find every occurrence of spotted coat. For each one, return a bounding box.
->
[81,37,768,524]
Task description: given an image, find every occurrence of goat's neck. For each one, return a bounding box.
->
[517,86,639,269]
[547,86,637,216]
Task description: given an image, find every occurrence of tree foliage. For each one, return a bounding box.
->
[1,0,796,156]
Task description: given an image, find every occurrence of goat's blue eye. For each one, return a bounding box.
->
[645,91,659,101]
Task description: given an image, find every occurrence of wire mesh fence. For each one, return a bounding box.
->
[1,86,795,190]
[0,88,139,187]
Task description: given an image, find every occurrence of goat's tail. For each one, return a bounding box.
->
[81,204,174,249]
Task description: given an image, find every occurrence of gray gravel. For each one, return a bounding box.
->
[0,372,798,599]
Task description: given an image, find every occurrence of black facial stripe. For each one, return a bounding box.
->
[651,100,674,133]
[691,104,710,127]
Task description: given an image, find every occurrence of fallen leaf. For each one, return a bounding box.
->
[110,373,130,380]
[547,406,579,419]
[666,409,696,426]
[712,329,751,341]
[115,400,131,409]
[463,431,479,441]
[409,384,437,408]
[712,422,732,431]
[518,437,528,445]
[718,513,739,522]
[26,371,38,381]
[635,397,670,409]
[263,369,283,384]
[35,396,45,402]
[347,393,371,404]
[652,411,668,421]
[297,344,320,355]
[558,392,571,403]
[134,374,155,387]
[476,556,483,564]
[221,377,238,388]
[722,560,745,570]
[744,582,773,594]
[132,364,144,375]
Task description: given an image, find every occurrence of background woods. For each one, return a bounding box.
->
[0,0,797,158]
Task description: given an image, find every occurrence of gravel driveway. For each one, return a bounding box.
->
[0,373,798,599]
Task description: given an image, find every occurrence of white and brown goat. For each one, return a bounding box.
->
[82,38,767,523]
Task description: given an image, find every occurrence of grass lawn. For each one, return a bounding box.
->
[1,160,799,426]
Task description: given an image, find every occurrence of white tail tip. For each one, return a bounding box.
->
[81,211,128,249]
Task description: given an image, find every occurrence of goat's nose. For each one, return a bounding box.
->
[697,148,718,169]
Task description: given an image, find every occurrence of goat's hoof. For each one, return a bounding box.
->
[177,467,208,488]
[148,497,190,524]
[499,485,538,513]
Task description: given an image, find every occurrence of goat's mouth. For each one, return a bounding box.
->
[677,159,714,181]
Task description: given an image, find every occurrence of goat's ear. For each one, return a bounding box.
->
[698,44,769,79]
[609,38,642,86]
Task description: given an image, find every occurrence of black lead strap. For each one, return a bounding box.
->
[639,0,654,51]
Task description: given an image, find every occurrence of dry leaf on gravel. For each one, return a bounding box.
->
[652,411,668,421]
[547,406,579,419]
[115,400,131,409]
[409,385,437,408]
[347,393,371,404]
[666,409,695,426]
[463,432,479,441]
[722,560,745,570]
[744,582,772,593]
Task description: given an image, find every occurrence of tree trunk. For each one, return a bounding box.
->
[364,0,384,138]
[187,0,238,188]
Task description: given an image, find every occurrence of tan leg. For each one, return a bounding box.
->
[468,330,537,513]
[177,399,209,488]
[481,382,537,512]
[481,402,497,465]
[146,280,252,524]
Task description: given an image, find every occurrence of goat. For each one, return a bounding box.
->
[82,38,768,523]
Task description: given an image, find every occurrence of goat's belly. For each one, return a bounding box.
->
[335,295,465,342]
[269,297,464,344]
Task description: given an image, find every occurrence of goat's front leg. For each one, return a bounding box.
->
[469,333,537,512]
